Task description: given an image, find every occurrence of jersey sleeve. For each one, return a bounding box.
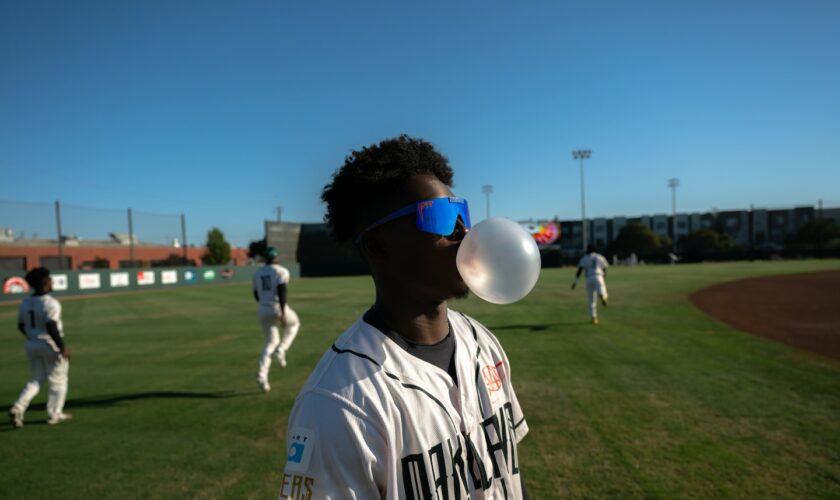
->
[577,256,586,268]
[278,266,290,285]
[281,390,387,499]
[44,298,61,323]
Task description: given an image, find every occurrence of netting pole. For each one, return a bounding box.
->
[55,200,64,269]
[181,214,187,262]
[128,208,135,266]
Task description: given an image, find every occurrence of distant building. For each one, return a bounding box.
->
[0,238,248,272]
[547,203,833,257]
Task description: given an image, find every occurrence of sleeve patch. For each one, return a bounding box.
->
[285,427,315,473]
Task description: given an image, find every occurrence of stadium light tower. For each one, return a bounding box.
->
[572,149,592,252]
[668,178,680,248]
[482,184,493,219]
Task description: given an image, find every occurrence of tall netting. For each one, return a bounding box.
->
[132,209,183,247]
[0,200,57,241]
[61,203,130,243]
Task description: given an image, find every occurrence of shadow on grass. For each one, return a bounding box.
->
[1,390,258,416]
[488,322,584,332]
[1,390,262,431]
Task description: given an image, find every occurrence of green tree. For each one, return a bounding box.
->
[786,219,840,250]
[608,222,671,257]
[92,256,110,269]
[202,228,231,265]
[679,229,736,258]
[247,237,268,260]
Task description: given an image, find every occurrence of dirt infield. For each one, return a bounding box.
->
[690,270,840,360]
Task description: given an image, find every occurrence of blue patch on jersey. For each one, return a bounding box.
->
[288,442,305,463]
[285,427,315,472]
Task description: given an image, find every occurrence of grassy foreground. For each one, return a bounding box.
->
[1,260,839,499]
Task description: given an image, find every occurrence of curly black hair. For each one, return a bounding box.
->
[321,135,454,243]
[25,267,50,290]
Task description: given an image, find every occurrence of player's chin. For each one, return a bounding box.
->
[449,277,471,299]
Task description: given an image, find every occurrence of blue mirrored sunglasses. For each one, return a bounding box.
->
[355,197,471,244]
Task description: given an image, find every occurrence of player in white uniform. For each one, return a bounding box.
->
[572,244,609,324]
[9,267,72,428]
[252,247,300,392]
[281,135,530,499]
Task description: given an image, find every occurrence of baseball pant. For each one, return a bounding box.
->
[258,305,300,382]
[587,278,608,319]
[12,340,70,419]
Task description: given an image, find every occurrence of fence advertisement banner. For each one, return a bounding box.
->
[110,272,130,288]
[52,274,69,291]
[0,264,288,302]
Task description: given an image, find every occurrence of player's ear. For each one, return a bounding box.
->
[359,232,387,260]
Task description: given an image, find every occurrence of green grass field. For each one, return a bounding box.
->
[2,260,840,499]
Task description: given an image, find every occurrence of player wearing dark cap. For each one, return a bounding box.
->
[252,247,300,392]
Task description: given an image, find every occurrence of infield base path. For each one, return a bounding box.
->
[690,270,840,359]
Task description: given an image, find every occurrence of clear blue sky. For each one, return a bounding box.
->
[2,0,838,246]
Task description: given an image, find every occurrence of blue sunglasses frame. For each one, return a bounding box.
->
[355,196,471,244]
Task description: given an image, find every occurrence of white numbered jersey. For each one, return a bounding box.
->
[578,252,608,281]
[281,309,528,500]
[18,294,63,350]
[252,264,290,307]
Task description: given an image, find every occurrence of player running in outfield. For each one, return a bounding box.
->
[572,244,609,324]
[280,135,530,499]
[252,247,301,392]
[9,267,72,428]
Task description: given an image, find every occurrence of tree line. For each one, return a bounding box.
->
[607,219,840,262]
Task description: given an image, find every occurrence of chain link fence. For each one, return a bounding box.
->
[0,199,189,271]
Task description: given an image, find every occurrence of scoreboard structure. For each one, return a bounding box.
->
[265,221,368,277]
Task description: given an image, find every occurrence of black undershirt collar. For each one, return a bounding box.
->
[362,307,458,383]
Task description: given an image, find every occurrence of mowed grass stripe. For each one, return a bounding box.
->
[1,260,839,499]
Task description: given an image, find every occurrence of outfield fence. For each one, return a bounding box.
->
[0,263,300,303]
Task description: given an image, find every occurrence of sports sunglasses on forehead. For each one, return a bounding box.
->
[355,196,472,244]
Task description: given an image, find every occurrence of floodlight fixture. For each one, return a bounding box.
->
[482,184,493,219]
[572,150,593,251]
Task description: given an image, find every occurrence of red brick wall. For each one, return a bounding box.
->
[0,245,249,270]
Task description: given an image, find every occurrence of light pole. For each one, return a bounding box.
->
[668,178,680,249]
[572,150,592,252]
[482,184,493,219]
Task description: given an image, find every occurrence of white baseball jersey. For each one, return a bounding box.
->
[252,264,291,307]
[281,309,528,500]
[578,252,608,282]
[18,294,63,351]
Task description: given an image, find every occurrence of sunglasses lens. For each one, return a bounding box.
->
[416,198,470,236]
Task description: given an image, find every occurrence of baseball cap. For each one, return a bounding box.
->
[265,247,279,259]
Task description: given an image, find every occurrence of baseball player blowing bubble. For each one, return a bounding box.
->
[279,135,540,500]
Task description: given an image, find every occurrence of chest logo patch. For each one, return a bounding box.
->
[482,363,503,392]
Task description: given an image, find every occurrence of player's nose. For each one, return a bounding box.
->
[445,216,468,242]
